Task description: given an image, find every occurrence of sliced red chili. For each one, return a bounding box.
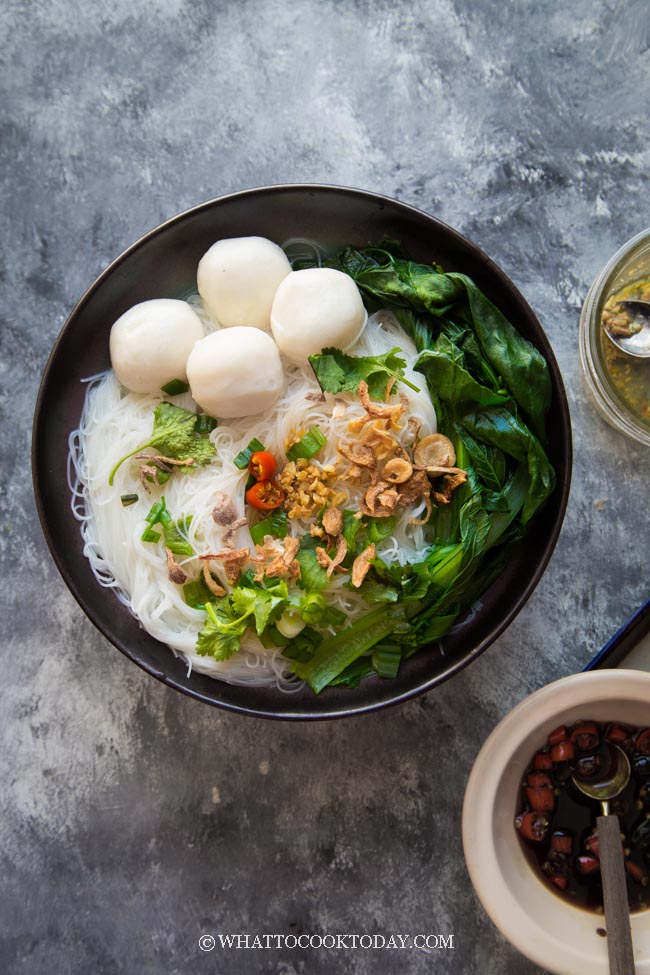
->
[625,860,647,884]
[585,833,625,860]
[635,729,650,755]
[577,855,600,876]
[550,832,573,855]
[606,723,629,744]
[533,750,553,770]
[570,722,600,751]
[245,479,285,511]
[526,771,553,788]
[550,875,568,891]
[551,740,575,763]
[548,725,568,747]
[525,786,556,812]
[248,451,278,481]
[515,811,549,842]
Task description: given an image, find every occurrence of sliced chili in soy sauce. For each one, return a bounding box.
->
[515,719,650,913]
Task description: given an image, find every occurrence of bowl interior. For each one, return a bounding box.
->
[33,185,572,718]
[463,671,650,974]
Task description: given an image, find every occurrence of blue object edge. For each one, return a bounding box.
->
[583,597,650,671]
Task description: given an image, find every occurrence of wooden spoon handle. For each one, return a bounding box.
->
[597,814,636,975]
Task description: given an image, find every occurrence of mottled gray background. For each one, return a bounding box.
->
[3,0,650,973]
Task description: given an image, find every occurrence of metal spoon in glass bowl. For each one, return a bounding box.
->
[605,299,650,358]
[572,743,635,975]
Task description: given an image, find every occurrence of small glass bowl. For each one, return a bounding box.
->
[579,228,650,446]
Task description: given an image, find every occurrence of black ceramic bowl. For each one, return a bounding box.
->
[33,184,572,719]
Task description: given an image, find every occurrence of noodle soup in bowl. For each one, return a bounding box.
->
[33,185,571,718]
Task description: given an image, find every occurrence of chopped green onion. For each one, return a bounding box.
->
[233,438,266,470]
[276,608,306,640]
[299,592,328,625]
[250,509,288,546]
[142,497,192,554]
[194,413,217,435]
[161,378,190,396]
[120,493,139,507]
[144,498,167,524]
[297,592,345,628]
[141,527,161,543]
[286,427,326,462]
[371,646,402,679]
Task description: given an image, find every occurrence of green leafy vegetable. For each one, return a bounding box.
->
[341,510,366,552]
[250,508,288,546]
[279,627,323,662]
[109,402,216,485]
[367,515,397,545]
[292,604,409,693]
[332,245,552,438]
[162,516,193,557]
[449,273,552,436]
[279,241,559,693]
[308,346,420,399]
[295,536,329,591]
[328,658,374,688]
[285,427,327,462]
[183,577,219,610]
[414,333,510,410]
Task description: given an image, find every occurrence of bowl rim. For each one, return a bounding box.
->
[462,669,650,974]
[32,182,572,719]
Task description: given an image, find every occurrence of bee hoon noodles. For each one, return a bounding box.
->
[68,310,436,689]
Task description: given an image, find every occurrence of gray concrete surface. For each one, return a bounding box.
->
[2,1,650,972]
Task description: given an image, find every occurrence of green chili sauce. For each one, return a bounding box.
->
[600,278,650,424]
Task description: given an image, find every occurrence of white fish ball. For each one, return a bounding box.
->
[186,327,285,418]
[197,236,291,330]
[109,299,204,393]
[270,268,367,365]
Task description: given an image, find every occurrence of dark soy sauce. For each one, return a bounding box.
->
[515,720,650,913]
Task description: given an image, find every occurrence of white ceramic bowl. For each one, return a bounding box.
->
[462,670,650,975]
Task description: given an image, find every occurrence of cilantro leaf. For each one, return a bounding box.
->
[108,403,216,485]
[231,584,287,636]
[308,346,420,399]
[195,600,249,661]
[196,579,290,660]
